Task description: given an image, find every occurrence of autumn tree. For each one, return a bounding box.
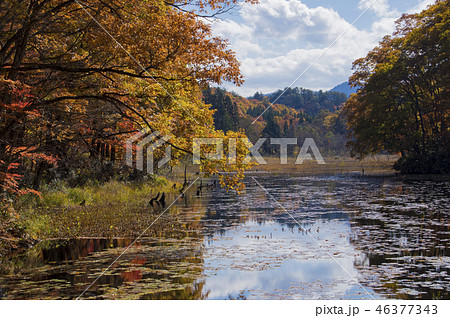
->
[344,0,449,173]
[0,0,257,196]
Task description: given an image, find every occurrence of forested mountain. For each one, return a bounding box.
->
[251,87,347,115]
[203,85,348,156]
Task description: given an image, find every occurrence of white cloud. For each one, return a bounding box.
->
[371,16,397,34]
[211,0,427,96]
[212,19,262,57]
[242,0,348,41]
[358,0,398,17]
[211,0,352,58]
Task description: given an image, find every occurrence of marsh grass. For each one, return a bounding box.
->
[37,176,171,207]
[18,175,184,240]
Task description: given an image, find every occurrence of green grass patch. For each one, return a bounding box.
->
[18,175,179,240]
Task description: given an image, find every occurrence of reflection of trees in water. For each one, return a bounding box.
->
[193,175,449,300]
[141,280,208,300]
[346,179,450,299]
[0,187,223,299]
[0,234,208,299]
[196,180,323,236]
[41,238,133,262]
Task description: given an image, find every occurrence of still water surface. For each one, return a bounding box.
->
[1,174,449,299]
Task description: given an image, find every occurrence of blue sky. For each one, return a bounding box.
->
[209,0,436,96]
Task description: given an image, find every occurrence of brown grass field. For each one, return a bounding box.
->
[248,155,399,176]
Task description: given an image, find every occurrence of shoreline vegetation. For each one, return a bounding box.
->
[0,174,180,256]
[0,154,403,256]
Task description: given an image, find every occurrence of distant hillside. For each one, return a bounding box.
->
[330,82,358,97]
[202,86,305,142]
[202,86,349,156]
[250,87,347,116]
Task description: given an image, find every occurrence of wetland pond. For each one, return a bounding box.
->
[1,173,449,299]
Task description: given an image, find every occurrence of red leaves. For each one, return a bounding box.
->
[19,148,58,166]
[0,169,22,196]
[0,166,43,198]
[7,163,20,170]
[0,78,54,199]
[18,188,42,198]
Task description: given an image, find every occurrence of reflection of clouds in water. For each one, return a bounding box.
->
[204,220,357,268]
[204,259,376,299]
[201,219,377,299]
[199,174,450,299]
[197,175,448,299]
